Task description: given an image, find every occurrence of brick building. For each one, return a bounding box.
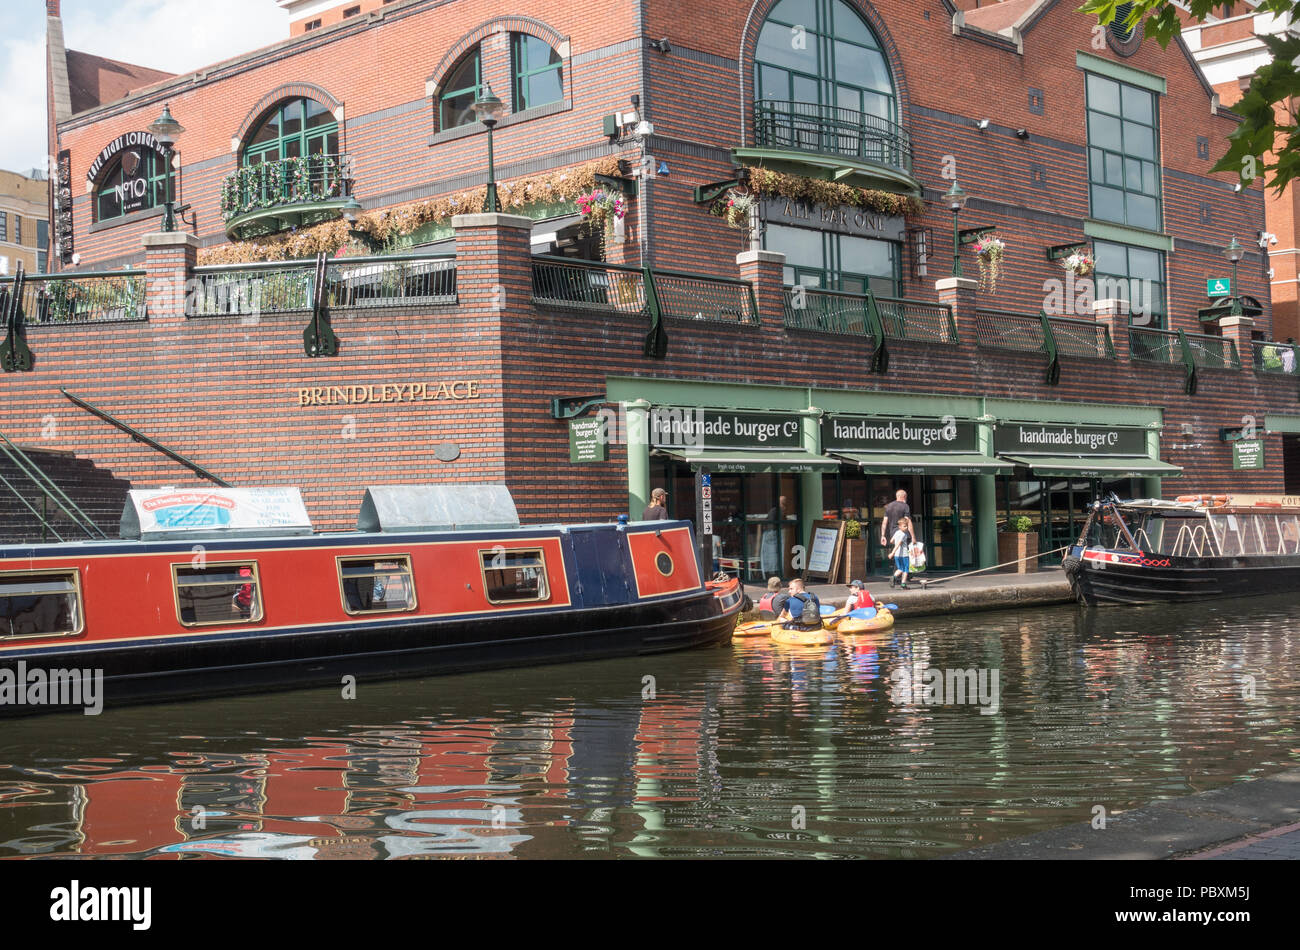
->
[0,169,50,276]
[13,0,1300,578]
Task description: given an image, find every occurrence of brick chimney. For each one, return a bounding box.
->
[47,0,60,16]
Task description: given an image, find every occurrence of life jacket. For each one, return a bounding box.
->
[758,591,778,613]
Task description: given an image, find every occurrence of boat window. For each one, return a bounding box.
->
[479,549,549,604]
[338,556,417,614]
[0,571,83,639]
[173,562,262,626]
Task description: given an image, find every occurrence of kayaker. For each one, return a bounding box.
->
[773,577,820,622]
[845,579,875,611]
[756,576,782,616]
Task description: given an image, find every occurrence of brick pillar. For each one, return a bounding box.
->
[935,276,977,339]
[737,249,786,329]
[1093,297,1131,362]
[1218,314,1256,370]
[143,231,198,324]
[452,212,533,315]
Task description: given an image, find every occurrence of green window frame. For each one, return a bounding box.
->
[765,222,901,298]
[93,150,167,223]
[1093,239,1166,329]
[1085,72,1162,232]
[513,34,564,112]
[754,0,898,125]
[440,47,482,131]
[242,97,339,167]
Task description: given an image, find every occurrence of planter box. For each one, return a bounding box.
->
[997,531,1039,573]
[840,537,869,584]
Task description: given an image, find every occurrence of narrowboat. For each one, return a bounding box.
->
[1063,493,1300,605]
[0,485,744,715]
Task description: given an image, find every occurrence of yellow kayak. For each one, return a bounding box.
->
[771,626,835,646]
[733,618,782,638]
[837,610,894,635]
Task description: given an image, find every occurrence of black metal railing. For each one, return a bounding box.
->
[1131,327,1239,369]
[221,154,351,223]
[974,309,1047,353]
[530,257,646,314]
[653,268,759,324]
[782,286,873,336]
[876,296,959,344]
[753,99,912,174]
[189,254,456,317]
[1046,314,1116,359]
[0,270,147,325]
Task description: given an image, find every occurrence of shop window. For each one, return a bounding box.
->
[1086,73,1161,232]
[440,47,483,130]
[513,34,564,111]
[1093,239,1166,328]
[93,147,167,223]
[0,571,83,639]
[338,556,417,614]
[480,549,549,603]
[174,562,262,626]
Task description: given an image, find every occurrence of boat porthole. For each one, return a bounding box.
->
[655,552,674,576]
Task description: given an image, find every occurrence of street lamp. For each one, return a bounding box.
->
[472,84,506,214]
[1223,236,1245,316]
[147,103,185,232]
[944,180,969,278]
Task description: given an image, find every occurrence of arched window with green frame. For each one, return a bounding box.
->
[243,97,340,166]
[95,149,167,222]
[440,47,482,130]
[512,34,563,111]
[753,0,902,167]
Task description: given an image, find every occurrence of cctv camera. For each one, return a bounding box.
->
[1015,128,1029,139]
[1233,182,1243,192]
[976,119,990,131]
[1271,234,1278,246]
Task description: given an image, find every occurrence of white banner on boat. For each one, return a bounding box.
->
[121,487,314,539]
[1224,495,1300,509]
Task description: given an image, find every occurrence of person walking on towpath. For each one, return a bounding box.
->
[642,488,668,520]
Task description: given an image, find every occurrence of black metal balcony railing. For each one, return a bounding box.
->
[1130,327,1239,370]
[530,258,647,314]
[753,99,912,175]
[221,154,351,224]
[782,286,873,336]
[876,296,960,345]
[1253,340,1299,376]
[0,271,147,325]
[189,254,456,318]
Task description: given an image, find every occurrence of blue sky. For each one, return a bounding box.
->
[1,0,289,175]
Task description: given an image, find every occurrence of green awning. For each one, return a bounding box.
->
[1001,454,1183,478]
[653,449,839,474]
[834,452,1013,475]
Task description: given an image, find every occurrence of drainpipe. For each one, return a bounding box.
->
[637,0,652,267]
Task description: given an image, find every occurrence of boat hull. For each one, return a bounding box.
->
[0,587,737,715]
[1065,546,1300,606]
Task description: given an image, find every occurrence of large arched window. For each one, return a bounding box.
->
[513,34,563,111]
[243,97,339,166]
[755,0,897,125]
[440,47,482,130]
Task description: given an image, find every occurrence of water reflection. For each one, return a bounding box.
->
[1,596,1297,859]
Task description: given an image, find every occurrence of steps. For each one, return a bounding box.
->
[0,448,131,544]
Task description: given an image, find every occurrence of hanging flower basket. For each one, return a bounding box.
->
[576,189,627,255]
[1060,249,1095,278]
[723,191,755,231]
[973,235,1006,293]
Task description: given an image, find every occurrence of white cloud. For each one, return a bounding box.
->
[0,0,288,175]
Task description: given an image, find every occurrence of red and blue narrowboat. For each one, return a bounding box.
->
[0,485,744,715]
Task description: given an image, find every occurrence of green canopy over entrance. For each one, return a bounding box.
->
[834,451,1012,475]
[1001,454,1183,478]
[652,449,839,474]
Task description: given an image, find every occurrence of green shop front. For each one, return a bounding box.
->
[608,379,1178,579]
[992,421,1183,562]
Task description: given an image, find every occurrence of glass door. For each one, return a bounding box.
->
[922,476,958,572]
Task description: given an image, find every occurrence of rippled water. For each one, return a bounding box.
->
[2,596,1298,859]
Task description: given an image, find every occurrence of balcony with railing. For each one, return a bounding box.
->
[745,100,918,194]
[0,271,147,325]
[221,154,353,241]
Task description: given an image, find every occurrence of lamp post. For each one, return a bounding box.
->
[1223,236,1245,316]
[472,84,505,214]
[147,103,185,232]
[944,180,969,278]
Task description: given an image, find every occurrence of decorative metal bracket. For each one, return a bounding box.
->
[1046,242,1089,262]
[1039,310,1060,386]
[959,226,996,246]
[1176,329,1198,396]
[865,293,890,375]
[0,262,33,373]
[595,174,639,198]
[303,252,339,357]
[693,177,745,205]
[642,265,668,359]
[551,395,607,420]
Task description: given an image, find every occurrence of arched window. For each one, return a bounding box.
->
[755,0,896,124]
[440,47,482,130]
[94,148,166,222]
[513,34,563,111]
[243,97,339,166]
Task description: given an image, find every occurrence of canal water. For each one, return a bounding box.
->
[2,596,1298,859]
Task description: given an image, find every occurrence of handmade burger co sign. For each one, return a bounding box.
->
[822,415,977,453]
[994,423,1147,456]
[651,408,803,450]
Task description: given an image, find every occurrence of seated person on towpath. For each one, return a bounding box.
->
[772,578,822,630]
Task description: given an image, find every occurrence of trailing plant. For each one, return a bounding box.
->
[221,155,346,221]
[723,190,755,230]
[973,234,1006,293]
[742,165,925,217]
[202,157,624,265]
[1060,249,1095,277]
